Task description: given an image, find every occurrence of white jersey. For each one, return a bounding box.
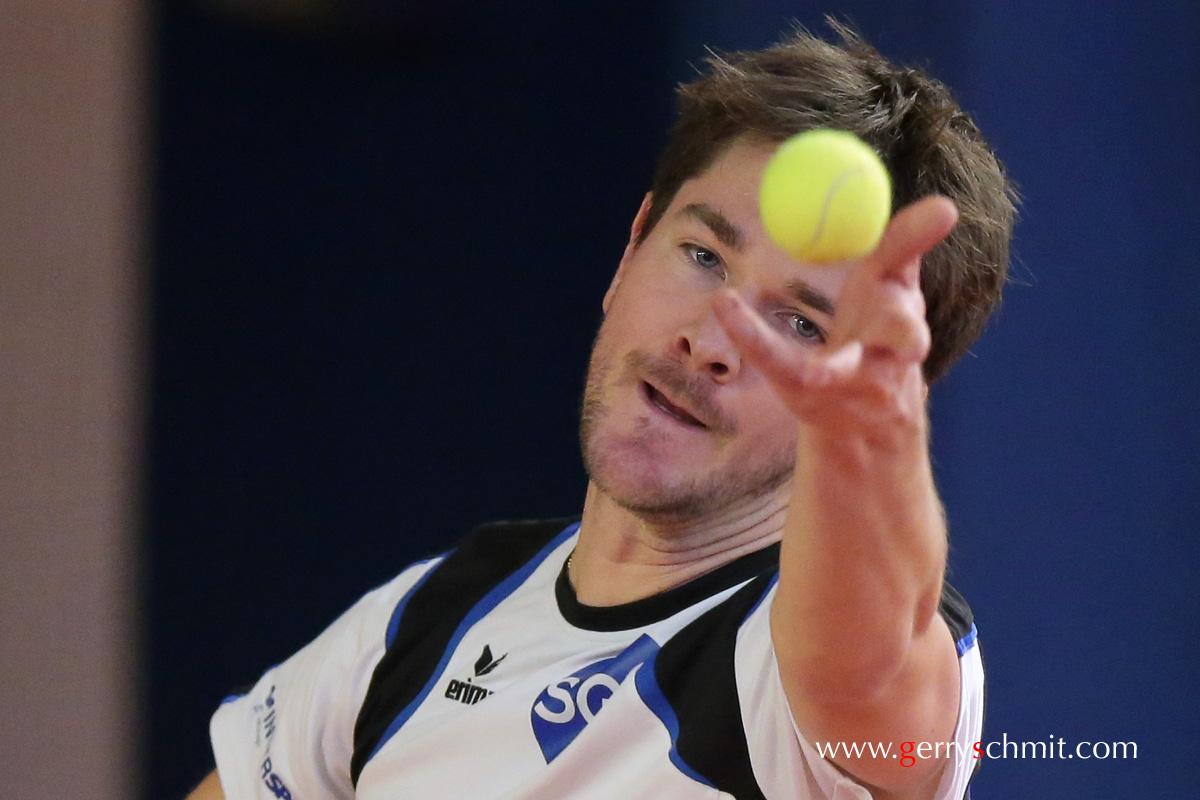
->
[211,518,984,800]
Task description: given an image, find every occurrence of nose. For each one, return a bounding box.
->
[674,310,741,383]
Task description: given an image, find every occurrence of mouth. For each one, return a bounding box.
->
[642,381,706,429]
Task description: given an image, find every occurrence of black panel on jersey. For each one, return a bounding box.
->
[938,581,975,643]
[654,572,777,800]
[350,517,576,786]
[555,543,781,631]
[654,570,979,800]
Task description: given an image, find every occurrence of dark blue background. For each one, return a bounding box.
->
[148,2,1200,797]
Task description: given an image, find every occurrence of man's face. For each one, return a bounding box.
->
[580,139,853,522]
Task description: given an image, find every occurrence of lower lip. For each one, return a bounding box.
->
[641,382,705,429]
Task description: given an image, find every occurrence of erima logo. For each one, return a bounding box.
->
[530,634,659,762]
[444,644,506,705]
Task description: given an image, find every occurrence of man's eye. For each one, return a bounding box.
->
[685,245,723,272]
[789,314,825,343]
[694,248,720,269]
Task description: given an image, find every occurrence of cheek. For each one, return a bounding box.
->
[589,302,653,380]
[601,274,680,348]
[737,382,799,449]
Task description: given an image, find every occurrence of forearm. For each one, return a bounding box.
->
[773,411,947,702]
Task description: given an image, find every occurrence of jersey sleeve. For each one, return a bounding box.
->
[734,583,985,800]
[209,557,443,800]
[930,638,984,800]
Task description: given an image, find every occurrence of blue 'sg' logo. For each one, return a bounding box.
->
[530,634,659,762]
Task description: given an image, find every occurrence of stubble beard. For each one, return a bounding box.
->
[579,344,797,523]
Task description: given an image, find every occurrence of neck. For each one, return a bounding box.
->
[571,481,787,606]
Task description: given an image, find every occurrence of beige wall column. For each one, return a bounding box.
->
[0,2,145,798]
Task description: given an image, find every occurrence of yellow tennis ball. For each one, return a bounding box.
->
[759,129,892,263]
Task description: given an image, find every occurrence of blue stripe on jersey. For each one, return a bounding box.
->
[956,623,978,657]
[385,555,448,649]
[741,572,779,623]
[366,521,581,765]
[633,649,717,790]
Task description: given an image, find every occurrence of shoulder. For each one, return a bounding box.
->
[395,516,580,618]
[207,553,448,800]
[443,516,581,562]
[667,575,984,800]
[374,516,580,645]
[351,516,580,785]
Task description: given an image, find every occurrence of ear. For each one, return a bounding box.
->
[603,192,654,315]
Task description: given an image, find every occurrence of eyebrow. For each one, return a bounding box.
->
[678,201,835,316]
[785,280,836,317]
[679,203,744,252]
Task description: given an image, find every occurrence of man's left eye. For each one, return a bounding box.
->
[788,314,825,342]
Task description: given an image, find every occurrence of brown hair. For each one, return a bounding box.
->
[639,21,1018,383]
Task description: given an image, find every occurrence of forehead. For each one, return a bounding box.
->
[659,139,850,303]
[670,139,777,218]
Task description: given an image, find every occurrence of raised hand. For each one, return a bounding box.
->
[713,196,959,436]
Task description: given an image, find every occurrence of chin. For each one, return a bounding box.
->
[583,430,694,511]
[580,367,795,521]
[585,434,793,522]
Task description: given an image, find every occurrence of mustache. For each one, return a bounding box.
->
[627,350,737,436]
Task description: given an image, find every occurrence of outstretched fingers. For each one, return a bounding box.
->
[869,196,959,288]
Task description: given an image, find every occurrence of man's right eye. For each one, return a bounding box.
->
[684,244,724,274]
